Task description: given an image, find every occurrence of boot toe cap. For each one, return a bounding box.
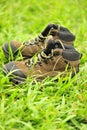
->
[2,42,19,58]
[3,62,26,84]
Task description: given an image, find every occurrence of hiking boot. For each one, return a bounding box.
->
[2,24,75,59]
[3,36,81,84]
[2,23,58,59]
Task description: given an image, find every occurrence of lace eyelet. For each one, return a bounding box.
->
[23,41,30,46]
[51,57,54,60]
[23,37,40,46]
[53,51,59,56]
[25,62,31,67]
[39,63,42,66]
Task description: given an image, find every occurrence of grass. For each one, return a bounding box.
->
[0,0,87,130]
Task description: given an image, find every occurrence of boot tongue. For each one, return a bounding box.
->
[41,24,58,37]
[44,36,65,56]
[44,36,55,55]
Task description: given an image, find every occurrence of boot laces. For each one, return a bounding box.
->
[25,39,65,68]
[55,39,65,50]
[23,34,46,46]
[25,50,54,68]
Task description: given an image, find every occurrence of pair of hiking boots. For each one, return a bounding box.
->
[2,24,82,84]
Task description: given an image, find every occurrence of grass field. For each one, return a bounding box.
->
[0,0,87,130]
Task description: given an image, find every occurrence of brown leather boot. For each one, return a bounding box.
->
[2,24,58,59]
[2,24,75,59]
[3,36,81,84]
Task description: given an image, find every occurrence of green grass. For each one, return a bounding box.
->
[0,0,87,130]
